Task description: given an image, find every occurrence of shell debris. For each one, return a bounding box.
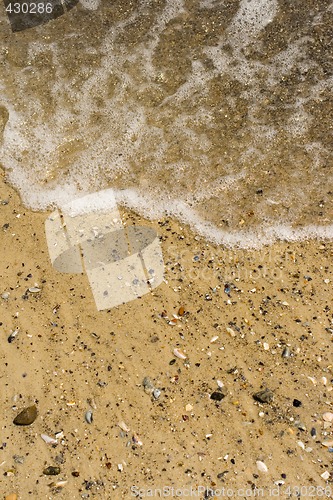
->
[173,348,187,360]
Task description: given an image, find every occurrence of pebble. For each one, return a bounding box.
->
[41,434,58,445]
[185,404,193,412]
[142,377,154,394]
[43,466,61,475]
[28,287,41,293]
[253,389,274,404]
[13,455,24,464]
[321,471,330,480]
[153,388,161,400]
[8,330,19,343]
[5,495,17,500]
[13,405,37,425]
[210,391,226,402]
[293,399,302,407]
[256,460,268,473]
[1,292,9,299]
[323,412,333,423]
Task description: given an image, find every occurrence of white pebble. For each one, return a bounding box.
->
[256,460,268,473]
[323,412,333,423]
[297,441,305,450]
[263,343,269,351]
[321,471,330,480]
[210,335,219,343]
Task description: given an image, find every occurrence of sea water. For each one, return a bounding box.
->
[0,0,332,248]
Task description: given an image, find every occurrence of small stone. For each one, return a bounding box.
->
[256,460,268,473]
[185,404,193,412]
[253,389,274,404]
[293,399,302,407]
[5,494,17,500]
[323,412,333,423]
[210,391,225,402]
[321,471,330,480]
[282,347,291,358]
[43,466,61,476]
[153,388,161,400]
[310,427,316,437]
[13,405,37,425]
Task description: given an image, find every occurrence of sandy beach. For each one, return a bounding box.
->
[1,170,332,499]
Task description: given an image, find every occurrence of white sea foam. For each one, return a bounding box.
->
[0,0,332,249]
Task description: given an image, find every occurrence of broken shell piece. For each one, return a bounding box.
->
[210,336,219,343]
[41,434,58,445]
[118,421,130,433]
[28,287,41,293]
[322,440,333,447]
[173,348,187,360]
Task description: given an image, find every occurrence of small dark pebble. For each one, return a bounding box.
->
[217,471,229,479]
[310,427,316,437]
[293,399,302,407]
[13,405,37,425]
[43,466,61,476]
[72,471,80,477]
[253,388,274,404]
[169,359,176,365]
[281,473,287,479]
[210,391,225,401]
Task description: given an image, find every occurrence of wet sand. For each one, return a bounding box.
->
[1,172,333,499]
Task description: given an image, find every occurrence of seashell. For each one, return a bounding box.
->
[118,421,130,433]
[210,336,219,343]
[28,287,41,293]
[256,460,268,473]
[322,440,333,447]
[41,434,58,445]
[226,327,236,337]
[173,348,187,360]
[13,405,37,425]
[85,410,93,424]
[323,412,333,423]
[43,466,60,476]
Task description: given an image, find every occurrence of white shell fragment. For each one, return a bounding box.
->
[321,471,330,480]
[41,434,58,445]
[323,412,333,423]
[256,460,268,473]
[28,287,41,293]
[173,348,187,360]
[132,433,143,446]
[210,336,219,343]
[226,327,236,337]
[118,421,130,433]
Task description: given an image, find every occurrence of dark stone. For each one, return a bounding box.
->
[210,391,225,401]
[13,405,37,425]
[43,466,61,475]
[293,399,302,407]
[253,388,274,404]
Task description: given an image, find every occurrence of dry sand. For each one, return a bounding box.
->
[1,169,333,499]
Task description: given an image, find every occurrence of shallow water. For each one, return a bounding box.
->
[0,0,332,247]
